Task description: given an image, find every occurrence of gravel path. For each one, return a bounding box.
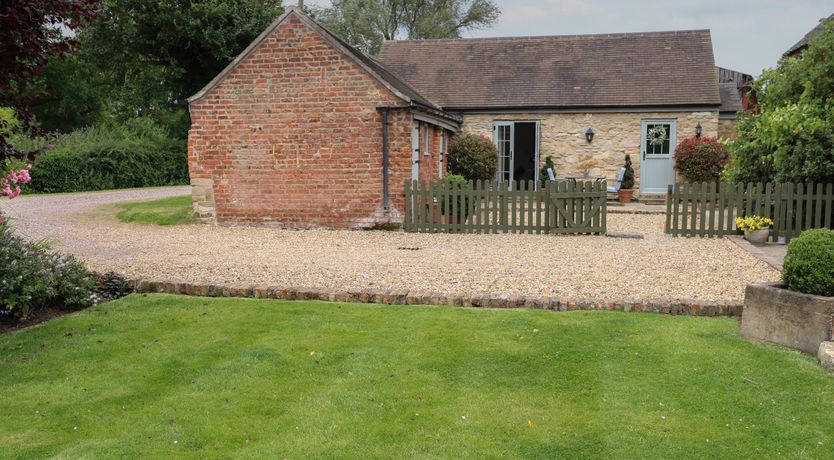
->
[2,187,780,302]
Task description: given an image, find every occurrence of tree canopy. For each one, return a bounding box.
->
[313,0,500,54]
[33,0,284,135]
[0,0,100,160]
[726,19,834,184]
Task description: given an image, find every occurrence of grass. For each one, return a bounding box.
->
[1,295,833,458]
[114,195,193,225]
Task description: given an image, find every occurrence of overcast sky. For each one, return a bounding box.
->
[304,0,833,77]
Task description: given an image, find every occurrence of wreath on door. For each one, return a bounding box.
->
[647,125,668,146]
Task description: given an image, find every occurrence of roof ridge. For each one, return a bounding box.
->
[381,29,711,45]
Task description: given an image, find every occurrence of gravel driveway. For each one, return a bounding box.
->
[2,187,780,302]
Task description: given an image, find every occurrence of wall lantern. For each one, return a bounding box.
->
[585,128,594,143]
[695,122,702,138]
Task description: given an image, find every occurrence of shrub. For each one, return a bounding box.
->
[0,223,97,323]
[539,155,555,184]
[447,134,498,182]
[782,228,834,297]
[674,137,729,183]
[621,155,635,189]
[434,174,472,217]
[18,118,188,193]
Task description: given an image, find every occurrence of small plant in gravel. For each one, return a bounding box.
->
[674,137,729,183]
[447,134,498,182]
[782,228,834,297]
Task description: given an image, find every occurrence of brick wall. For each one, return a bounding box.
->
[188,14,415,228]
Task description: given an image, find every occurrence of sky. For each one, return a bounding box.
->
[304,0,833,77]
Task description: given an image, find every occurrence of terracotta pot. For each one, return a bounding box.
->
[618,189,634,203]
[744,228,770,245]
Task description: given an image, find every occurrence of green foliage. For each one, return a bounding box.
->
[34,0,283,136]
[621,155,635,189]
[539,155,555,184]
[0,223,97,323]
[726,20,834,184]
[434,174,471,217]
[3,296,834,457]
[314,0,500,54]
[674,137,729,183]
[782,228,834,297]
[115,195,194,226]
[447,133,498,182]
[20,118,188,193]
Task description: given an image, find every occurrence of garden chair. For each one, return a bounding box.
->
[546,168,556,182]
[607,167,626,193]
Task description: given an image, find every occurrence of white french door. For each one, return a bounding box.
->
[493,121,514,184]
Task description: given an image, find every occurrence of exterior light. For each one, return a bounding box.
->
[585,128,594,143]
[695,122,702,138]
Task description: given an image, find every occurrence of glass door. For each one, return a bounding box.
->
[493,121,514,185]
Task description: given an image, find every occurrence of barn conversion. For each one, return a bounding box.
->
[188,6,727,228]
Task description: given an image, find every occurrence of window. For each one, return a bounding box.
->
[423,125,431,155]
[438,130,445,178]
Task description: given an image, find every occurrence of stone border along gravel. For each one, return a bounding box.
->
[129,279,743,317]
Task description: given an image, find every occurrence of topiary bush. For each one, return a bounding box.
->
[0,222,98,323]
[18,118,188,193]
[447,134,498,182]
[782,228,834,297]
[674,137,730,183]
[621,155,635,189]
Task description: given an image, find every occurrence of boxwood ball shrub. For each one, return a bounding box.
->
[448,134,498,182]
[0,222,97,323]
[782,228,834,297]
[674,137,729,183]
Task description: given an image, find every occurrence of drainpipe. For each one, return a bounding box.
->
[379,108,390,210]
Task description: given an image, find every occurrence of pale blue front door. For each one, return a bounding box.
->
[639,120,677,194]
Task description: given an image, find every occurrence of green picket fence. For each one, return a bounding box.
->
[665,182,834,241]
[403,179,606,235]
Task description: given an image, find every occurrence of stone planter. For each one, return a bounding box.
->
[741,282,834,355]
[744,228,770,245]
[617,189,634,203]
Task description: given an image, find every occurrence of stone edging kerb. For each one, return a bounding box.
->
[129,279,743,317]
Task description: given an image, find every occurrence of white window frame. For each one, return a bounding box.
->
[423,125,431,156]
[438,130,445,178]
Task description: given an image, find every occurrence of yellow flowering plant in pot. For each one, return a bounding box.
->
[736,215,774,245]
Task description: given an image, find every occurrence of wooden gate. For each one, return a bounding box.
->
[403,179,606,235]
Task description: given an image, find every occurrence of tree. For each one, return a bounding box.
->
[726,19,834,184]
[0,0,101,160]
[35,0,284,136]
[314,0,500,54]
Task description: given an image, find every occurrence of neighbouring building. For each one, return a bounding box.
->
[716,66,754,139]
[188,7,725,228]
[783,12,834,58]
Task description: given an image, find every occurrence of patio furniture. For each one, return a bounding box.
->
[607,167,626,193]
[565,174,606,184]
[546,168,556,182]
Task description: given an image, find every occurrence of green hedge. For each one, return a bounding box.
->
[20,118,188,193]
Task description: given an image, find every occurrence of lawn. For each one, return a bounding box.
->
[1,295,832,458]
[114,195,193,225]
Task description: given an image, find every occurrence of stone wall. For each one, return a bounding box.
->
[460,111,718,195]
[718,118,738,140]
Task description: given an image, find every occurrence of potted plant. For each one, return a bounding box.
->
[618,154,635,203]
[735,215,773,244]
[539,155,555,184]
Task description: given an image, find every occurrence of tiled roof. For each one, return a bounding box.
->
[377,30,721,110]
[718,83,743,114]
